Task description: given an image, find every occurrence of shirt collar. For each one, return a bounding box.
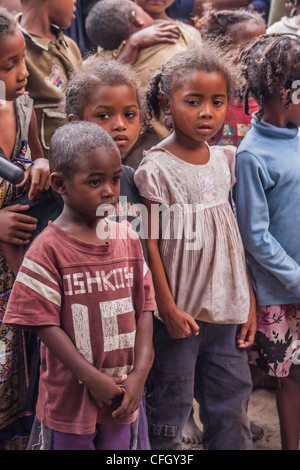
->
[16,13,68,51]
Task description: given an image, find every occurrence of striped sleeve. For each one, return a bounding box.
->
[4,254,62,328]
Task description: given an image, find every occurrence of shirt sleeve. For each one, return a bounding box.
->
[233,150,300,296]
[4,241,62,328]
[222,145,237,188]
[134,159,170,206]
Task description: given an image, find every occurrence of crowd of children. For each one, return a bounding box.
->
[0,0,299,452]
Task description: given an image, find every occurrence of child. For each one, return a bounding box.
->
[134,45,256,450]
[135,0,200,41]
[4,121,157,450]
[85,0,201,166]
[65,60,151,449]
[64,60,148,253]
[233,33,300,450]
[267,0,300,35]
[16,0,82,156]
[0,6,50,449]
[195,4,266,147]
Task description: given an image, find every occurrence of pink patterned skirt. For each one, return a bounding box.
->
[249,304,300,377]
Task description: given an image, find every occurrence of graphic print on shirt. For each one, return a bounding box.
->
[44,65,66,91]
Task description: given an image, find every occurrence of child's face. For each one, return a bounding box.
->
[136,0,174,17]
[0,30,28,101]
[166,70,228,146]
[82,84,141,157]
[46,0,77,30]
[62,146,122,221]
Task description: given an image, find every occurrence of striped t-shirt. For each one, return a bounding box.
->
[4,221,156,434]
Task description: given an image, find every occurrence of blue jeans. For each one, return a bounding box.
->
[146,319,253,450]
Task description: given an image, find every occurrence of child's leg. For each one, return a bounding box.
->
[146,318,199,450]
[194,323,253,450]
[53,431,96,450]
[94,423,131,450]
[276,364,300,450]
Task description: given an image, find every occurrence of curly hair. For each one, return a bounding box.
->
[49,121,118,179]
[146,43,235,123]
[239,33,300,121]
[85,0,134,50]
[63,59,147,128]
[0,6,17,38]
[195,2,265,48]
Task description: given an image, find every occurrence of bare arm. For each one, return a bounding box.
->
[117,22,182,65]
[141,197,199,339]
[236,269,257,348]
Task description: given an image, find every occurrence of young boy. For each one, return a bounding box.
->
[4,121,156,450]
[17,0,82,156]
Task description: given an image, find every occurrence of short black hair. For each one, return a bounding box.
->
[86,0,135,50]
[49,121,119,179]
[0,6,18,38]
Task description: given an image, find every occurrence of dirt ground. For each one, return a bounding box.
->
[183,388,282,451]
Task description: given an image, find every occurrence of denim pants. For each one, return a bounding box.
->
[146,318,253,450]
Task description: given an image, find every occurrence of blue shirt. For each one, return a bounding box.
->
[233,114,300,305]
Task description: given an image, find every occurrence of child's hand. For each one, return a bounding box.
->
[236,301,257,348]
[130,22,182,50]
[162,307,199,339]
[87,372,124,409]
[0,204,37,245]
[111,371,144,419]
[17,158,50,200]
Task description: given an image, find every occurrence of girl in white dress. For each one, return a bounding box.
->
[134,44,256,450]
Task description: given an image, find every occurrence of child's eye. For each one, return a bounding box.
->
[187,99,199,106]
[113,176,121,183]
[90,179,101,187]
[125,111,138,119]
[213,100,225,107]
[97,113,109,119]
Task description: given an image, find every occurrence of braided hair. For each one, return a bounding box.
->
[195,2,265,48]
[146,44,235,124]
[239,33,300,121]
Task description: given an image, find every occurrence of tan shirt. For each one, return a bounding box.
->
[17,14,82,155]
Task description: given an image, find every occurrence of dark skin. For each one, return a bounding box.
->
[40,148,154,419]
[0,30,49,273]
[116,3,182,66]
[259,89,300,450]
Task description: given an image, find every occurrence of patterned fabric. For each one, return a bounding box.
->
[250,304,300,377]
[0,94,33,435]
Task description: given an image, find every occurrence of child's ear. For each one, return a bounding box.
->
[283,88,293,108]
[130,9,144,29]
[50,172,67,195]
[159,92,171,115]
[67,114,78,123]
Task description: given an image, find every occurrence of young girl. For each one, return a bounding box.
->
[64,60,147,255]
[0,6,50,449]
[234,33,300,450]
[195,4,266,147]
[134,45,256,450]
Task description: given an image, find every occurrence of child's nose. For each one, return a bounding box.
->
[199,103,213,118]
[18,61,29,81]
[113,115,126,130]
